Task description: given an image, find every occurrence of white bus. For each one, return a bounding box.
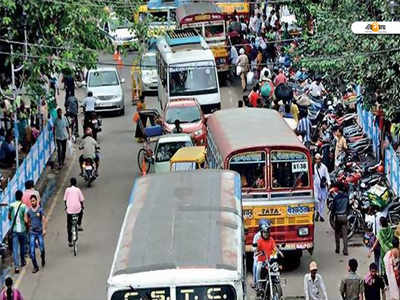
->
[156,29,221,114]
[107,170,246,300]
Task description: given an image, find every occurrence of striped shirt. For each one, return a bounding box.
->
[297,117,312,143]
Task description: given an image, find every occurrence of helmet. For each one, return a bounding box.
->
[258,219,268,230]
[260,221,271,234]
[377,165,384,174]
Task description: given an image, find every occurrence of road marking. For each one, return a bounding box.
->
[14,151,76,289]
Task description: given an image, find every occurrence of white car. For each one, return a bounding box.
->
[153,134,193,173]
[140,52,158,93]
[85,67,125,115]
[101,17,137,48]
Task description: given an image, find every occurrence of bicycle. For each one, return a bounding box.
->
[71,214,79,256]
[137,138,153,174]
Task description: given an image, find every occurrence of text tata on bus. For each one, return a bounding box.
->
[206,108,315,265]
[175,2,229,80]
[107,170,246,300]
[156,28,221,114]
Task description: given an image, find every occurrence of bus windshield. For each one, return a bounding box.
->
[270,151,309,189]
[205,24,225,38]
[169,65,218,97]
[229,152,266,189]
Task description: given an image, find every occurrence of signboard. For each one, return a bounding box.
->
[230,152,265,163]
[170,61,215,72]
[271,151,306,162]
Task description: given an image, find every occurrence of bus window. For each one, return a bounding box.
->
[205,24,224,38]
[270,151,309,189]
[229,152,266,189]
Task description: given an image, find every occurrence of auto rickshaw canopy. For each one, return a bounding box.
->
[169,146,206,166]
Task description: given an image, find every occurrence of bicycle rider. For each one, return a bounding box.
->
[79,128,100,176]
[255,220,283,291]
[65,92,79,137]
[64,177,84,247]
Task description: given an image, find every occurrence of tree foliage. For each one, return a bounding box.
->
[291,0,400,120]
[0,0,146,98]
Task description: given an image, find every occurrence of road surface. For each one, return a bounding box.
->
[16,52,371,300]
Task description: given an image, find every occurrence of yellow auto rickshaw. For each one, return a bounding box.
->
[169,146,207,171]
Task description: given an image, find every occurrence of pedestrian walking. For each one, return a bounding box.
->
[22,180,41,208]
[313,153,330,222]
[304,261,328,300]
[237,48,250,92]
[340,258,364,300]
[296,110,312,149]
[8,190,27,274]
[335,127,347,168]
[0,277,24,300]
[383,238,400,300]
[364,263,385,300]
[369,217,395,273]
[54,107,71,169]
[25,195,47,273]
[331,182,349,255]
[61,71,75,103]
[64,177,84,247]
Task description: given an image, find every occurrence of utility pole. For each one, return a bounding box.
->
[10,45,19,170]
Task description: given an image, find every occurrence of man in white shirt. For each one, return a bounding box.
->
[308,77,327,98]
[314,153,330,222]
[82,91,96,129]
[304,261,328,300]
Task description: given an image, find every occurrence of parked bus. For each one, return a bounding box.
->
[156,29,221,114]
[175,2,229,79]
[107,170,245,300]
[206,108,314,265]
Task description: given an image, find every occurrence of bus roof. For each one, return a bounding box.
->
[176,2,223,24]
[207,108,307,159]
[110,170,242,279]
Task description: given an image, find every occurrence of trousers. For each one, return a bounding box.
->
[335,214,348,254]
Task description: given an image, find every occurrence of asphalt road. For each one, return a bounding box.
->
[15,52,372,300]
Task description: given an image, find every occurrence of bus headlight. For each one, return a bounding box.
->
[298,227,309,236]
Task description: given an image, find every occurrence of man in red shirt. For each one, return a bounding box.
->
[255,221,279,290]
[248,84,261,108]
[274,69,288,87]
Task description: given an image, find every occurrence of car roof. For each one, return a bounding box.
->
[88,67,118,73]
[157,133,192,143]
[167,98,199,108]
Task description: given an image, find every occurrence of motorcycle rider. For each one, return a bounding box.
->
[82,91,96,130]
[252,219,268,288]
[255,221,283,291]
[307,75,326,100]
[79,128,99,177]
[65,92,79,137]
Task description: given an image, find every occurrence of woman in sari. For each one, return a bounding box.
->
[369,217,394,273]
[384,238,400,300]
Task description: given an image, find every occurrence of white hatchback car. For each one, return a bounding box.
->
[153,134,193,173]
[85,67,125,115]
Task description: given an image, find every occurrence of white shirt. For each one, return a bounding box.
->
[230,46,238,65]
[252,231,261,258]
[304,273,328,300]
[314,163,331,191]
[270,14,277,27]
[83,96,96,112]
[309,81,326,97]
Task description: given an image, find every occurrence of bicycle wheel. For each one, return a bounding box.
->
[73,240,77,256]
[137,148,151,173]
[72,224,78,256]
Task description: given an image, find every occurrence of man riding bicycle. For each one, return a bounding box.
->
[65,93,79,137]
[255,220,283,290]
[64,177,84,247]
[79,128,99,176]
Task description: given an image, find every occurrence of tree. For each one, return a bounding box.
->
[290,0,400,121]
[0,0,147,100]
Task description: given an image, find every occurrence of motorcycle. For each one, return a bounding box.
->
[256,250,284,300]
[82,158,97,187]
[84,111,102,140]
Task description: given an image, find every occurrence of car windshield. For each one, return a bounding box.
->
[165,106,201,124]
[155,141,192,162]
[88,71,119,87]
[169,65,218,97]
[110,18,132,30]
[141,54,156,70]
[205,24,225,38]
